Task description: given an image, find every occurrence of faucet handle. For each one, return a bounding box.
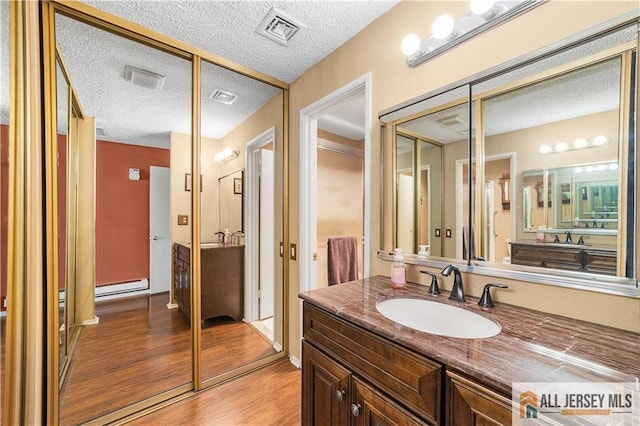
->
[420,271,440,295]
[478,283,508,309]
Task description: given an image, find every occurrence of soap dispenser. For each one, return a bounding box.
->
[391,248,407,289]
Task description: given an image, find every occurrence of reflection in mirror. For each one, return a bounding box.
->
[392,85,469,260]
[474,25,635,279]
[199,60,283,384]
[55,58,70,374]
[0,0,9,398]
[381,20,637,293]
[55,13,192,423]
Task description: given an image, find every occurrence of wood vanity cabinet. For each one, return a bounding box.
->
[303,303,441,425]
[446,371,512,425]
[302,302,515,425]
[172,243,244,321]
[510,242,616,275]
[173,243,191,319]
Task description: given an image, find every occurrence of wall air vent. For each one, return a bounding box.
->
[96,127,106,136]
[209,89,238,105]
[256,7,307,46]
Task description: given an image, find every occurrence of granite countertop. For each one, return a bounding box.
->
[299,276,640,394]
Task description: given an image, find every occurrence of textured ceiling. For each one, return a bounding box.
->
[81,0,399,84]
[0,1,396,145]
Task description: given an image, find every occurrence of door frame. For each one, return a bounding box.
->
[149,166,171,296]
[299,73,372,292]
[245,127,275,321]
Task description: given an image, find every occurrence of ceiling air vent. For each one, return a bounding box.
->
[209,89,238,105]
[96,127,106,136]
[256,7,306,46]
[437,114,465,127]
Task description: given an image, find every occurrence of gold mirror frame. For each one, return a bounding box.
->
[15,0,293,423]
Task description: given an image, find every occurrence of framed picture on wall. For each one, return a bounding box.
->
[234,178,242,194]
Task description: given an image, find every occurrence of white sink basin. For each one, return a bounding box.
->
[376,298,501,339]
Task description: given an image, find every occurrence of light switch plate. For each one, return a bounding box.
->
[177,215,188,225]
[290,243,297,260]
[435,228,441,237]
[445,229,452,238]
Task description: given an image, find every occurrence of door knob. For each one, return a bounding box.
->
[152,235,159,240]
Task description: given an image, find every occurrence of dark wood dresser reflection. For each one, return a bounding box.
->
[173,243,244,321]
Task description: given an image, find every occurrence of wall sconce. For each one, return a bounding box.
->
[215,147,240,163]
[401,0,545,68]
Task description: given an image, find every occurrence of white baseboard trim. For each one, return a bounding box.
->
[0,311,6,318]
[166,302,178,309]
[273,342,283,352]
[81,316,100,325]
[289,355,301,369]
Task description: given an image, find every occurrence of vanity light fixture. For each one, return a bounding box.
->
[539,135,610,154]
[574,162,618,174]
[401,0,545,67]
[215,147,240,163]
[124,65,165,90]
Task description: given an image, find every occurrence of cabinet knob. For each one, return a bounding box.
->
[351,403,361,417]
[336,390,345,401]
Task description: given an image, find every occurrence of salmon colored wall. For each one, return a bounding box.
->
[1,125,8,310]
[96,140,169,286]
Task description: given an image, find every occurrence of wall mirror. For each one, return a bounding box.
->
[392,85,470,261]
[198,59,284,386]
[54,10,194,424]
[381,19,637,294]
[48,1,287,421]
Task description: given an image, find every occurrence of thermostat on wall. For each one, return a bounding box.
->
[129,168,141,181]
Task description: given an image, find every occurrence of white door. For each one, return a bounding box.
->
[150,166,171,294]
[259,149,275,319]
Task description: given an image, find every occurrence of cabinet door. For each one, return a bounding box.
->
[302,341,350,426]
[446,371,512,426]
[351,378,426,426]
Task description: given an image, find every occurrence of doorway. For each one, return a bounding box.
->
[299,74,372,292]
[245,127,276,342]
[150,166,171,295]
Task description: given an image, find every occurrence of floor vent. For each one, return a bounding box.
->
[256,7,306,46]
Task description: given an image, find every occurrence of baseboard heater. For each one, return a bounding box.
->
[95,278,149,300]
[58,278,149,304]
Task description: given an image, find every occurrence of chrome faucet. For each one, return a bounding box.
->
[441,264,465,302]
[564,230,572,244]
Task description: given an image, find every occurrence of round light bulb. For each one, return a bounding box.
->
[539,144,552,154]
[574,167,584,174]
[555,142,569,152]
[432,14,455,40]
[471,0,496,15]
[401,33,421,56]
[593,135,608,146]
[573,138,587,149]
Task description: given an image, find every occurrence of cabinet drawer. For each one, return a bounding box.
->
[304,303,442,424]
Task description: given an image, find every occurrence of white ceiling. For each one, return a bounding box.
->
[0,1,397,145]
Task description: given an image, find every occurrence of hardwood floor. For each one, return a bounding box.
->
[59,293,282,425]
[127,360,301,426]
